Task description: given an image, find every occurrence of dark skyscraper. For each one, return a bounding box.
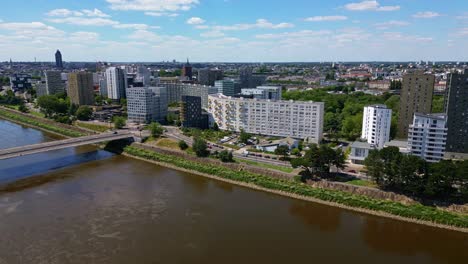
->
[182,58,193,80]
[397,71,435,138]
[55,50,63,69]
[180,95,208,129]
[444,71,468,159]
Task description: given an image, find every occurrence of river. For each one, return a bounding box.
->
[0,119,466,264]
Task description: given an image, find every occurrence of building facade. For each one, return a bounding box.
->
[10,74,32,92]
[106,67,128,100]
[361,104,392,149]
[159,83,218,108]
[241,86,281,100]
[397,72,435,138]
[198,68,223,86]
[55,50,63,69]
[68,72,95,105]
[215,80,236,97]
[208,94,324,143]
[408,113,447,162]
[180,96,208,129]
[127,87,168,124]
[444,71,468,159]
[45,71,65,95]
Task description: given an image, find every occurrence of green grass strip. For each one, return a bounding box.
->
[0,109,84,138]
[124,145,468,228]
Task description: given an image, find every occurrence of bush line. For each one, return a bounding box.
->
[0,109,84,138]
[124,145,468,228]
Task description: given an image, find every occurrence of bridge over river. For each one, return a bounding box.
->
[0,132,134,160]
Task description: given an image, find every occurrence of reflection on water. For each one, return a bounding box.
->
[0,119,467,264]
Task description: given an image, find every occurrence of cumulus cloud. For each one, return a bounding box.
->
[412,11,441,19]
[106,0,199,12]
[187,17,205,25]
[47,8,110,18]
[375,20,410,29]
[209,19,294,31]
[305,16,348,22]
[344,1,400,12]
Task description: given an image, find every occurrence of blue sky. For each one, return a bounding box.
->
[0,0,467,62]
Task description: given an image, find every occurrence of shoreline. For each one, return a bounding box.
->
[1,109,467,233]
[122,150,468,233]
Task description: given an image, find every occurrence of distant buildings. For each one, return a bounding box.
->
[208,94,324,142]
[44,71,65,95]
[55,50,63,69]
[182,59,193,80]
[127,86,167,124]
[106,67,127,100]
[198,68,223,86]
[10,74,32,92]
[444,71,468,159]
[408,113,447,162]
[180,95,208,129]
[241,86,282,100]
[397,72,434,138]
[361,105,392,149]
[367,80,390,90]
[215,80,236,96]
[239,66,266,88]
[68,72,95,105]
[136,66,151,86]
[159,82,218,108]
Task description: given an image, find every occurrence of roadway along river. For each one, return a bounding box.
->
[0,119,467,263]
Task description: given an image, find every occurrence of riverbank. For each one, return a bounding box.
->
[0,107,86,138]
[1,109,467,232]
[123,145,468,232]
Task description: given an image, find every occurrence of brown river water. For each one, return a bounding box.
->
[0,119,467,264]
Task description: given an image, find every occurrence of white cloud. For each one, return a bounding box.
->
[454,28,468,37]
[144,12,179,17]
[114,23,159,30]
[187,17,205,25]
[255,30,332,39]
[47,8,110,18]
[375,20,410,29]
[412,11,441,19]
[81,9,111,18]
[382,32,433,42]
[305,16,348,22]
[210,19,294,32]
[47,17,119,26]
[344,1,400,12]
[200,30,225,38]
[106,0,199,12]
[456,13,468,20]
[69,31,100,42]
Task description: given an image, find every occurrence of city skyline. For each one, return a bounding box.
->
[0,0,467,62]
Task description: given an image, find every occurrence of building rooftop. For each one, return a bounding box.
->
[351,141,374,149]
[414,112,446,120]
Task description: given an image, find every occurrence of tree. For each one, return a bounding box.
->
[275,145,289,159]
[239,129,251,144]
[18,103,28,113]
[36,95,68,117]
[218,150,234,162]
[113,116,126,129]
[290,144,345,178]
[75,105,93,121]
[178,140,189,150]
[95,95,103,106]
[148,122,164,138]
[291,148,301,157]
[193,137,209,157]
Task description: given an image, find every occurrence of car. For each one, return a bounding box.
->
[113,131,118,134]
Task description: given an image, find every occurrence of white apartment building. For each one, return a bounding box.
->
[361,104,392,149]
[408,113,447,162]
[208,94,324,143]
[106,67,128,100]
[127,87,168,124]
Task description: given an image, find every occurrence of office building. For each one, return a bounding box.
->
[241,86,281,100]
[44,71,65,95]
[408,113,447,162]
[159,83,218,108]
[239,66,253,88]
[99,74,108,97]
[215,80,236,96]
[397,72,434,138]
[198,68,223,86]
[361,105,392,149]
[68,72,95,105]
[208,94,324,142]
[106,67,128,100]
[10,74,32,92]
[136,66,151,86]
[55,50,63,68]
[182,59,193,80]
[180,96,208,129]
[127,86,168,123]
[444,71,468,159]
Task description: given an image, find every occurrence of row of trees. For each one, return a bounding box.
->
[36,94,93,124]
[365,147,468,201]
[290,144,345,180]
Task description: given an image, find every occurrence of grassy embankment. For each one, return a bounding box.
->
[124,145,468,229]
[74,122,110,132]
[0,109,84,138]
[236,158,294,173]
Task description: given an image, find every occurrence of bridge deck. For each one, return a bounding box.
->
[0,132,133,160]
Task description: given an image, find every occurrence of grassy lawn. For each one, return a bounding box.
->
[346,179,378,188]
[75,122,110,132]
[221,143,241,150]
[29,111,45,118]
[236,158,294,173]
[155,138,180,149]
